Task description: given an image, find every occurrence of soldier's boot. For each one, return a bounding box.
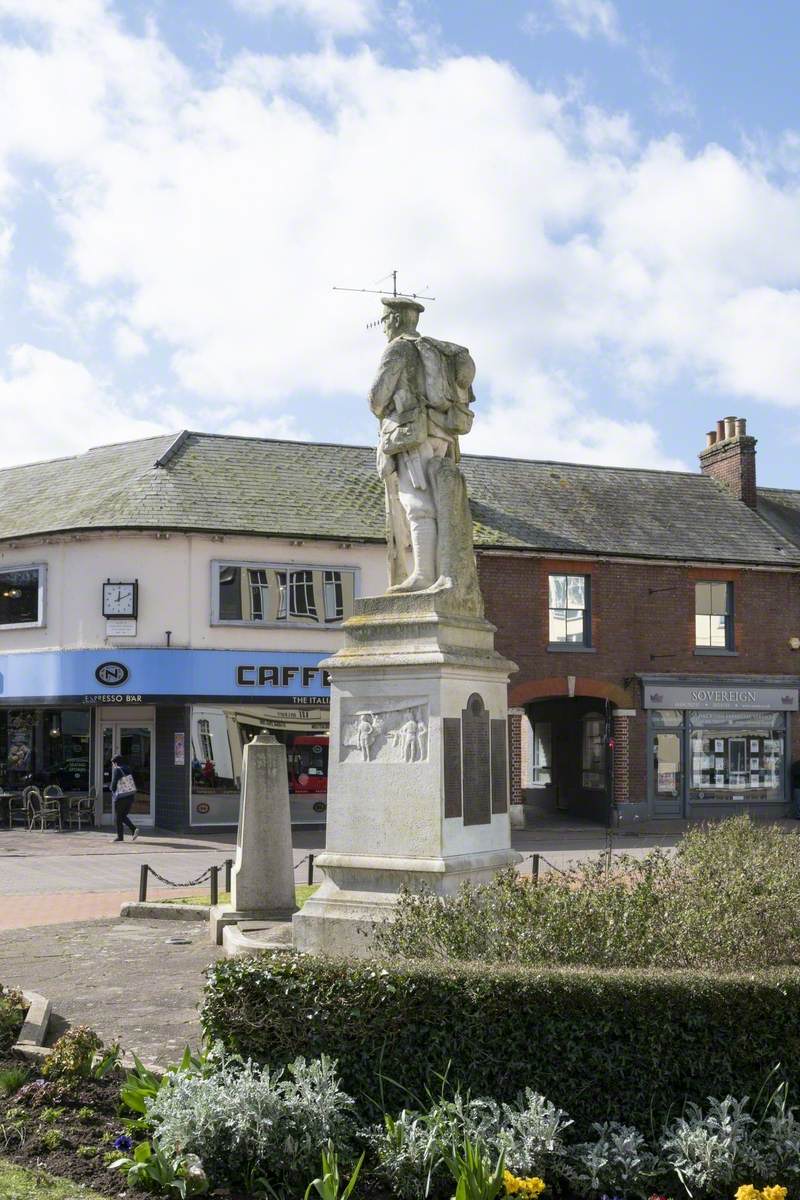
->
[387,517,437,593]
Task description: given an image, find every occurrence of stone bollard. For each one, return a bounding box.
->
[209,731,297,945]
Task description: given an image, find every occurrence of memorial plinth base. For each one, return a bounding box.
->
[292,591,521,957]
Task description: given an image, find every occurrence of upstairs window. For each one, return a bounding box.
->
[214,561,357,627]
[695,581,733,649]
[548,574,590,646]
[0,565,45,629]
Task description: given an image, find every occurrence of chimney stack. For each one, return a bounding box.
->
[699,416,757,508]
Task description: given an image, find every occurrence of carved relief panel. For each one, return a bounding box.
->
[340,698,429,764]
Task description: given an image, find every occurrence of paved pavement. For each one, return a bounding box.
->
[0,819,686,929]
[0,826,325,929]
[0,917,221,1065]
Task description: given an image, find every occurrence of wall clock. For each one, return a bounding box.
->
[103,581,138,618]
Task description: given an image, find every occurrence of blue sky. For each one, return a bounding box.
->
[1,0,800,486]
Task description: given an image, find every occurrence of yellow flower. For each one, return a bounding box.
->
[503,1171,546,1198]
[761,1188,787,1200]
[735,1186,762,1200]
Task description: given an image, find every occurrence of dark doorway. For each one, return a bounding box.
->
[524,696,612,823]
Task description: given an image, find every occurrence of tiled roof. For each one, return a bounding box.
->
[756,488,800,551]
[0,431,798,567]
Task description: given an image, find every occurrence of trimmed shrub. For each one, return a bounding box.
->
[375,818,800,970]
[202,952,800,1135]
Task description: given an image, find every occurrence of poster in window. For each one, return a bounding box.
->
[714,739,724,753]
[715,756,724,771]
[174,732,185,767]
[750,739,760,753]
[658,770,677,792]
[750,757,760,772]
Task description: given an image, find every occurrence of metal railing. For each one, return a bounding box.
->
[137,853,316,902]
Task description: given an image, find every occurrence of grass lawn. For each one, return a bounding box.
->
[0,1158,108,1199]
[163,883,318,907]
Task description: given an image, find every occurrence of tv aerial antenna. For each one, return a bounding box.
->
[333,270,435,328]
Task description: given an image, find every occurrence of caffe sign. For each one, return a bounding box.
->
[644,684,799,711]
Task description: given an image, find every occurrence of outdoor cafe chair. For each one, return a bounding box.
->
[68,788,96,830]
[7,791,27,829]
[26,786,61,832]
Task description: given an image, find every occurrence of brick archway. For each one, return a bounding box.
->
[509,676,633,709]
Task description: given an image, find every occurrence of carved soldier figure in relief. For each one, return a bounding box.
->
[368,296,483,615]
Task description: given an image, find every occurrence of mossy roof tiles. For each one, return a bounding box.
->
[0,431,798,568]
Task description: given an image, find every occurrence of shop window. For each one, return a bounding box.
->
[0,564,45,628]
[531,721,551,785]
[548,574,590,646]
[582,712,606,789]
[695,581,733,649]
[0,707,89,791]
[213,561,357,627]
[688,710,785,802]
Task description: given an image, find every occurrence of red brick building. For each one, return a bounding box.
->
[474,417,800,826]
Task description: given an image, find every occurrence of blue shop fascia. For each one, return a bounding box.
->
[0,648,331,830]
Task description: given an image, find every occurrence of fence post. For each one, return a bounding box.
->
[209,865,219,907]
[307,853,314,886]
[224,858,233,892]
[138,863,148,902]
[531,853,540,884]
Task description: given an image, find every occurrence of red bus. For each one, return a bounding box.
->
[287,734,328,795]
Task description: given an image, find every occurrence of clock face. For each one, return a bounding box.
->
[103,582,137,617]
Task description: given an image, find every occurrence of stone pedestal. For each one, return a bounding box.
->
[292,591,520,956]
[210,731,296,946]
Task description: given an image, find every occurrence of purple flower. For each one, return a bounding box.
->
[113,1134,134,1153]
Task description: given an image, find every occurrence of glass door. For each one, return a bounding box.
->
[100,722,155,826]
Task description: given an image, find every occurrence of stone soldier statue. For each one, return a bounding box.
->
[368,295,483,615]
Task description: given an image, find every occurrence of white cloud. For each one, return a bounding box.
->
[473,368,686,470]
[548,0,622,43]
[113,323,148,361]
[230,0,376,36]
[0,344,168,467]
[0,5,799,474]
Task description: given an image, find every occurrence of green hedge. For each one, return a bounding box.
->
[201,952,800,1133]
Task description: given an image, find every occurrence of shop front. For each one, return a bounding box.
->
[643,677,798,820]
[0,648,330,830]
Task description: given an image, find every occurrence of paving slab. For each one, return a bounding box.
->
[0,917,222,1066]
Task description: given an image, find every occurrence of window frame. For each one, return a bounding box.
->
[530,719,552,787]
[210,559,360,629]
[547,572,592,648]
[581,710,606,791]
[694,580,734,652]
[0,562,47,630]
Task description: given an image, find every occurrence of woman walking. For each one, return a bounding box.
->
[110,753,139,843]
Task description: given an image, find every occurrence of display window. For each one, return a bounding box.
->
[688,710,785,801]
[0,707,90,791]
[189,704,330,825]
[649,707,787,812]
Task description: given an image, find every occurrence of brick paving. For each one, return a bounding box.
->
[0,917,222,1066]
[0,887,204,930]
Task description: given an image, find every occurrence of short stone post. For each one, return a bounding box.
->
[209,731,297,945]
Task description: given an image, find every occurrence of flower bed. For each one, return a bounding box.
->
[3,1028,799,1199]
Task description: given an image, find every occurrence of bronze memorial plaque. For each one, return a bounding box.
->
[443,717,463,818]
[490,718,508,813]
[462,693,491,826]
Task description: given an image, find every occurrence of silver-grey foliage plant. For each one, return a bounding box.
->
[370,1088,572,1199]
[146,1052,354,1193]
